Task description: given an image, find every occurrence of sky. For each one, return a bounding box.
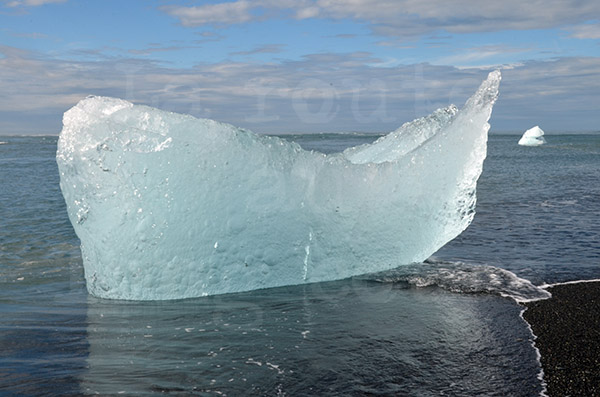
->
[0,0,599,134]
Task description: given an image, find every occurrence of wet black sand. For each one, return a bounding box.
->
[522,281,600,396]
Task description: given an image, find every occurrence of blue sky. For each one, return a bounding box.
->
[1,0,599,134]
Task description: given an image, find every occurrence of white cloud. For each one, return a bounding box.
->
[230,44,285,56]
[128,45,202,56]
[567,22,600,39]
[161,1,255,26]
[161,0,600,38]
[434,45,532,68]
[4,0,66,7]
[296,6,320,19]
[4,28,48,39]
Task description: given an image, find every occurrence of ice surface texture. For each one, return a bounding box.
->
[518,126,546,146]
[57,71,500,300]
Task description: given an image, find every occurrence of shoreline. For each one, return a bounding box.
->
[522,280,600,396]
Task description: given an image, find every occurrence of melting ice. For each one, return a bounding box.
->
[518,126,546,146]
[57,71,501,300]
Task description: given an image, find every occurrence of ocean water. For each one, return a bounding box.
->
[0,133,598,396]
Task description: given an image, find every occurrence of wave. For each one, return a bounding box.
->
[540,278,600,288]
[360,258,551,303]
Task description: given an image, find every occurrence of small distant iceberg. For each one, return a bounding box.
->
[518,126,546,146]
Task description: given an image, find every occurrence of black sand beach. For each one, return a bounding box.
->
[522,281,600,396]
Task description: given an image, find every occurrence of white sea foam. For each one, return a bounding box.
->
[540,278,600,289]
[366,258,552,303]
[519,308,549,397]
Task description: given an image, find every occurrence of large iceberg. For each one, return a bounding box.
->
[518,126,546,146]
[57,71,501,300]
